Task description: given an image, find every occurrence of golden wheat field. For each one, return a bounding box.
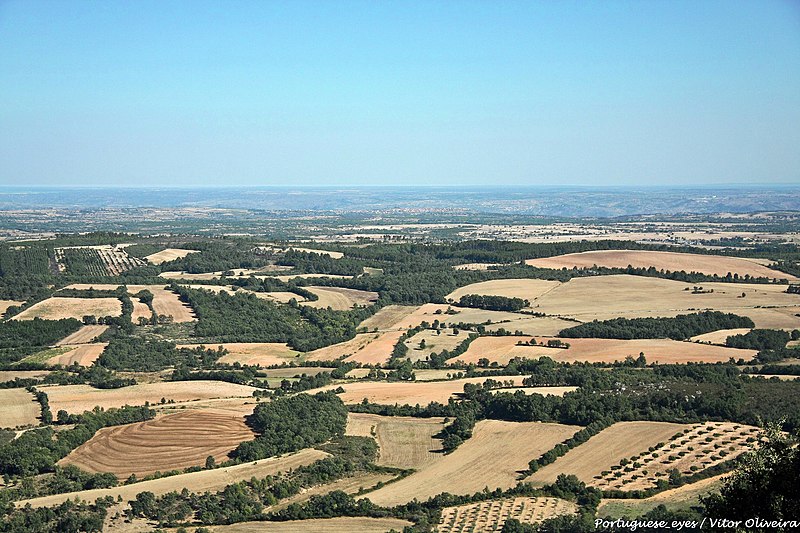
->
[346,412,445,469]
[0,389,40,428]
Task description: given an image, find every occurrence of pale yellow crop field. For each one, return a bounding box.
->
[346,413,445,469]
[446,278,561,302]
[13,297,122,321]
[144,248,199,264]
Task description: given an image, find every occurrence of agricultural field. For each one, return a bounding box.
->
[304,332,381,361]
[46,343,107,366]
[366,420,580,506]
[525,250,795,280]
[590,422,760,491]
[65,283,197,322]
[0,370,50,382]
[358,304,424,332]
[0,388,40,428]
[342,331,404,365]
[202,517,412,533]
[144,248,199,264]
[690,328,753,345]
[199,342,301,366]
[302,286,378,310]
[43,381,259,414]
[482,316,578,336]
[55,325,109,345]
[243,290,307,303]
[526,421,691,486]
[60,410,256,479]
[19,448,329,509]
[453,336,757,365]
[346,413,445,469]
[403,329,472,362]
[446,278,560,303]
[530,275,800,329]
[597,474,727,518]
[437,497,577,533]
[55,245,146,275]
[316,376,528,405]
[12,297,121,321]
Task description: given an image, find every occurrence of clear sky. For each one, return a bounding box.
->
[1,0,798,188]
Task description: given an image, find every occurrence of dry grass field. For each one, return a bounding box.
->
[483,317,579,336]
[19,448,328,509]
[303,286,379,310]
[131,300,152,322]
[358,305,424,332]
[0,300,23,315]
[13,297,121,321]
[55,325,109,345]
[342,331,405,365]
[454,336,757,365]
[526,421,690,486]
[160,271,222,281]
[46,343,107,366]
[690,328,753,345]
[591,422,760,491]
[346,413,445,469]
[597,474,727,518]
[303,333,380,362]
[60,410,256,479]
[243,290,307,303]
[44,381,259,414]
[199,343,301,366]
[316,376,527,405]
[0,370,50,382]
[530,275,800,329]
[366,420,580,506]
[284,247,345,259]
[63,283,197,322]
[446,279,561,303]
[203,517,412,533]
[0,389,40,428]
[525,250,795,280]
[437,497,577,533]
[262,366,331,378]
[403,329,472,362]
[144,248,199,264]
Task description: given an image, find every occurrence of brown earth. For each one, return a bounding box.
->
[60,410,256,479]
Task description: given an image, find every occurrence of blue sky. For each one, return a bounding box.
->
[1,0,798,187]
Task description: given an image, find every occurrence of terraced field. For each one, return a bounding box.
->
[60,410,256,478]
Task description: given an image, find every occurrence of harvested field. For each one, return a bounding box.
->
[13,297,121,321]
[413,369,466,381]
[44,381,259,415]
[19,448,328,509]
[144,248,199,264]
[0,300,23,315]
[303,286,378,310]
[129,285,195,323]
[526,421,690,486]
[367,420,580,506]
[483,317,578,336]
[304,333,380,362]
[60,410,256,479]
[597,474,727,518]
[446,279,560,303]
[454,336,757,365]
[183,284,238,294]
[262,366,331,378]
[204,517,412,533]
[591,422,760,491]
[316,376,527,405]
[0,370,50,382]
[531,275,800,328]
[0,388,40,428]
[690,328,753,345]
[201,343,300,366]
[343,331,405,365]
[525,250,795,280]
[345,368,372,378]
[55,325,109,345]
[404,329,472,362]
[131,300,152,322]
[747,374,800,381]
[346,413,445,469]
[358,305,420,332]
[438,497,577,533]
[47,343,107,366]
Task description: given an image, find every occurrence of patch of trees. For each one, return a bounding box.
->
[158,241,269,274]
[277,249,364,276]
[456,294,529,311]
[0,405,154,476]
[742,364,800,376]
[4,465,117,503]
[726,329,790,351]
[97,337,224,371]
[559,311,755,340]
[175,286,373,351]
[0,318,82,350]
[233,392,348,461]
[0,498,111,532]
